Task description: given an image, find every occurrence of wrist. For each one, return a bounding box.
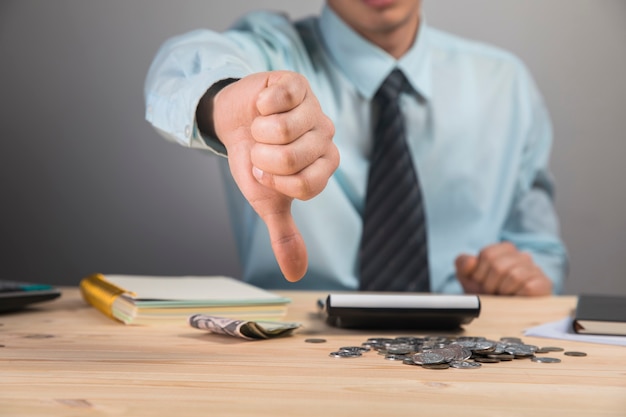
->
[196,78,240,140]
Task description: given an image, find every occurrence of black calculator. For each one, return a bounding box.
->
[0,280,62,313]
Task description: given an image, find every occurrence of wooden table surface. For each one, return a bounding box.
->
[1,288,625,417]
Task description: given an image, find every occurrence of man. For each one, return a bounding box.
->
[144,0,568,295]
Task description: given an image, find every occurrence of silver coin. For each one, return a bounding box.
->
[487,353,514,361]
[491,343,507,355]
[564,351,587,357]
[433,347,458,362]
[339,346,370,353]
[366,337,395,344]
[455,340,477,349]
[537,346,564,353]
[504,345,535,356]
[384,354,408,361]
[500,337,523,344]
[447,344,472,360]
[403,357,419,366]
[387,345,413,355]
[422,363,450,370]
[395,336,425,344]
[413,352,445,365]
[305,338,327,343]
[474,357,499,363]
[329,351,362,358]
[531,356,561,363]
[473,340,497,353]
[449,360,482,369]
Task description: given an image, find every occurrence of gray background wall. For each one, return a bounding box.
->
[1,1,624,295]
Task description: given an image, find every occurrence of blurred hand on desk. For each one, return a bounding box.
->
[455,242,552,296]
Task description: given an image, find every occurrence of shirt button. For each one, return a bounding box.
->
[184,125,191,138]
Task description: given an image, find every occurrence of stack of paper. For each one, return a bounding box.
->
[80,274,290,325]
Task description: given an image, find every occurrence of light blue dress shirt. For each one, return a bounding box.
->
[144,6,568,293]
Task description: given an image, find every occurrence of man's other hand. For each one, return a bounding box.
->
[455,242,552,296]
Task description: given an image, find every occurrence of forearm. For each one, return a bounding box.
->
[144,11,308,153]
[144,30,255,151]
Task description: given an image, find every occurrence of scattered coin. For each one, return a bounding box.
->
[329,351,362,358]
[450,360,482,369]
[384,354,408,361]
[505,344,536,357]
[305,338,327,343]
[500,337,523,344]
[531,357,561,363]
[340,346,370,353]
[487,353,514,361]
[327,335,586,369]
[536,346,564,353]
[564,351,587,357]
[403,357,419,366]
[474,357,500,363]
[387,345,413,355]
[413,352,446,365]
[422,363,450,370]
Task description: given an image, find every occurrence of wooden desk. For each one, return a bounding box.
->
[1,288,624,417]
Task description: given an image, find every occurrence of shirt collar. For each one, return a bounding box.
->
[319,5,432,101]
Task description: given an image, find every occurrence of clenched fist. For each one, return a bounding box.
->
[455,242,553,296]
[209,71,338,282]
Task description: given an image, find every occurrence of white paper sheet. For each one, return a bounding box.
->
[524,317,626,347]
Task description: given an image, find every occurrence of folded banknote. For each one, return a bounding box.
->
[189,314,301,340]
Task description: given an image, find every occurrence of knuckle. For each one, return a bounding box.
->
[480,249,497,264]
[280,87,296,106]
[275,147,298,173]
[520,279,540,296]
[293,175,314,200]
[508,270,525,284]
[283,74,307,102]
[271,117,291,142]
[519,252,533,264]
[491,263,507,277]
[292,72,310,89]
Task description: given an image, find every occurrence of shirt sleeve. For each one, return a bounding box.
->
[500,66,569,294]
[143,11,309,155]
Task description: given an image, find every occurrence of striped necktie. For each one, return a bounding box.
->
[359,69,430,292]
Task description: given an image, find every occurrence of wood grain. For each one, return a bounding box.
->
[1,289,624,417]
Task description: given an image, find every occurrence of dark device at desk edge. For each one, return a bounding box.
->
[324,293,481,330]
[0,280,62,313]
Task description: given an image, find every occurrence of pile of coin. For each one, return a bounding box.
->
[327,335,586,369]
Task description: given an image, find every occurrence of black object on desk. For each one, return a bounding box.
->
[323,293,481,330]
[573,294,626,336]
[0,280,61,313]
